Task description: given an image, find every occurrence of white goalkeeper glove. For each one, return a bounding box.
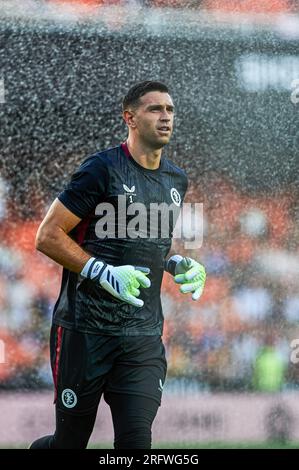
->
[81,257,151,307]
[165,255,206,301]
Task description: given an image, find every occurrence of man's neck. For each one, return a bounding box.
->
[126,137,162,170]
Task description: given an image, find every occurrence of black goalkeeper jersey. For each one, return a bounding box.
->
[53,142,188,335]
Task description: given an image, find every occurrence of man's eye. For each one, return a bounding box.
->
[149,108,174,112]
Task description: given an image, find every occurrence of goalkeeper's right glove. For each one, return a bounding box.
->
[81,257,151,307]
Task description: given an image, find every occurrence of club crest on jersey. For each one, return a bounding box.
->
[170,188,181,206]
[61,389,77,408]
[123,183,136,203]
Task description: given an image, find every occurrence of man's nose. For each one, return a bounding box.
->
[160,111,171,121]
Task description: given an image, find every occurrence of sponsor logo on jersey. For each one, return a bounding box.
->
[123,184,136,203]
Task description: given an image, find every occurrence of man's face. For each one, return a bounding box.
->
[126,91,174,149]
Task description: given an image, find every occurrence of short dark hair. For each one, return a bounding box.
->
[122,81,169,111]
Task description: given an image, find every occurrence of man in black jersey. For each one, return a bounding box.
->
[29,81,206,449]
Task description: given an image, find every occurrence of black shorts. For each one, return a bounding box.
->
[50,325,167,415]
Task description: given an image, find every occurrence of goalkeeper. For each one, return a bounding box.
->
[29,81,206,450]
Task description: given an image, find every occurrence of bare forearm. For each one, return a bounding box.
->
[36,225,91,273]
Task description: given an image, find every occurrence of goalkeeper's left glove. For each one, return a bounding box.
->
[165,255,206,301]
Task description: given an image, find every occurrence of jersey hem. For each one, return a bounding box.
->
[52,319,163,336]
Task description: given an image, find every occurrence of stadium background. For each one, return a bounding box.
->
[0,0,298,448]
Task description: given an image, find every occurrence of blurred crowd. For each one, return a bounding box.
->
[0,171,298,392]
[163,175,299,391]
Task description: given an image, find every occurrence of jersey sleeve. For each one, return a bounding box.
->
[57,154,108,219]
[182,170,189,201]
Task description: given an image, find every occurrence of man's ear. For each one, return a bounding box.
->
[123,110,137,128]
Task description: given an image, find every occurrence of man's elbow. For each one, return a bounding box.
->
[35,225,56,253]
[35,225,46,252]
